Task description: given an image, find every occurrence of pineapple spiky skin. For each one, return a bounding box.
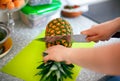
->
[45,18,73,48]
[37,18,74,81]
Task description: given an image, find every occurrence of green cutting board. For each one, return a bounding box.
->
[1,31,95,81]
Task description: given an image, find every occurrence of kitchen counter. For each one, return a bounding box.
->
[0,14,120,81]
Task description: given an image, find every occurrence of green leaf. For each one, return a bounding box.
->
[50,64,58,71]
[61,64,73,79]
[56,70,61,81]
[46,70,52,78]
[67,64,74,68]
[37,63,45,69]
[59,68,67,78]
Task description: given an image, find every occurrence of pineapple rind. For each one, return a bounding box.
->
[45,18,73,48]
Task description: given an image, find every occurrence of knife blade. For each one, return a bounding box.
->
[37,34,87,42]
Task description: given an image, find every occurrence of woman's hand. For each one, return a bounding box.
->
[81,18,120,42]
[43,45,71,64]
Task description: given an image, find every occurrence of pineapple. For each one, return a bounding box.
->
[37,18,74,81]
[45,18,73,48]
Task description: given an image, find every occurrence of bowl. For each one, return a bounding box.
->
[61,10,83,18]
[0,37,12,58]
[0,0,29,12]
[61,5,88,18]
[61,5,82,18]
[0,22,10,53]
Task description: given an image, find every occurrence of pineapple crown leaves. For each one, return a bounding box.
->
[36,61,74,81]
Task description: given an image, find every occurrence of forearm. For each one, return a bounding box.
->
[66,42,120,75]
[110,17,120,31]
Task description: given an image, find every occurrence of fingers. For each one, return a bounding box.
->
[44,55,71,65]
[43,55,51,63]
[43,45,71,64]
[65,61,72,65]
[81,29,98,42]
[86,35,100,42]
[43,46,58,63]
[81,29,96,37]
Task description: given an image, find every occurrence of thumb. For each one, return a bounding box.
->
[43,55,51,63]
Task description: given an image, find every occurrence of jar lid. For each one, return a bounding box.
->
[21,0,61,15]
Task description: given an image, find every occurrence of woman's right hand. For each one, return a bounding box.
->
[81,18,120,42]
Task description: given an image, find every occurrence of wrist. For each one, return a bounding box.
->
[63,48,72,64]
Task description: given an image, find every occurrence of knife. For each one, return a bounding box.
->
[37,34,87,43]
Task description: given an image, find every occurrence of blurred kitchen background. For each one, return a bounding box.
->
[0,0,120,81]
[0,0,120,27]
[0,0,119,23]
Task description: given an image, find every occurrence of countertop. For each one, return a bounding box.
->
[0,14,120,81]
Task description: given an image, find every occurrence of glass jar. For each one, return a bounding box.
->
[0,22,10,54]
